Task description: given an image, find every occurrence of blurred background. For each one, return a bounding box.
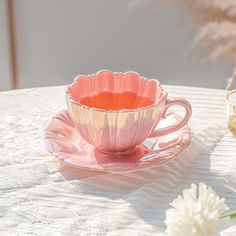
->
[0,0,231,91]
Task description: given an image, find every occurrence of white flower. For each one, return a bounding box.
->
[165,183,230,236]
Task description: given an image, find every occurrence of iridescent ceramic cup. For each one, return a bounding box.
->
[66,70,192,155]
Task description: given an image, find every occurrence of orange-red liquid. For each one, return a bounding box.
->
[80,91,154,110]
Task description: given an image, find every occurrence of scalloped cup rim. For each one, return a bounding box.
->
[66,70,167,113]
[71,69,159,85]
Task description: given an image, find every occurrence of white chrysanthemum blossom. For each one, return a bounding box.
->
[165,183,230,236]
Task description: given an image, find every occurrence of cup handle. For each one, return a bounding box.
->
[148,98,192,138]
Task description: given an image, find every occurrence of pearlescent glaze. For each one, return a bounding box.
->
[43,110,190,173]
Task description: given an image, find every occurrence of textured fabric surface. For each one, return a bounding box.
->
[0,85,235,236]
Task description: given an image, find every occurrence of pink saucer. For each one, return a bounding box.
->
[43,110,190,173]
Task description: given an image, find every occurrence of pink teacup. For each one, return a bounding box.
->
[66,70,192,155]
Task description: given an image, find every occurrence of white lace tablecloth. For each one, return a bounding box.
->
[0,85,236,236]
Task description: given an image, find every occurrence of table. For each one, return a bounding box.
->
[0,85,235,236]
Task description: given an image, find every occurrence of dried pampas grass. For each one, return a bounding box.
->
[195,21,236,61]
[136,0,236,88]
[180,0,236,89]
[189,0,236,19]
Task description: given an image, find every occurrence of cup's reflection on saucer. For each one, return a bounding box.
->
[66,70,192,157]
[93,145,146,164]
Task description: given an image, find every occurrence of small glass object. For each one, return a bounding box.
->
[227,89,236,133]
